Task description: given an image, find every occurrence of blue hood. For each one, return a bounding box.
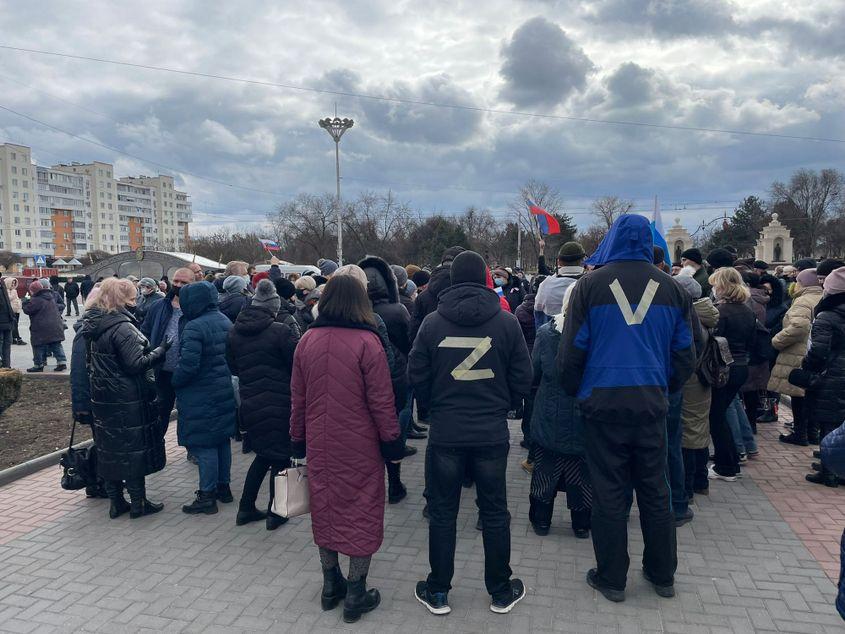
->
[585,214,653,266]
[179,281,219,320]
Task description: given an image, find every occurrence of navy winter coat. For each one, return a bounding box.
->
[172,282,237,448]
[531,321,584,456]
[23,289,65,345]
[514,293,537,354]
[69,321,90,421]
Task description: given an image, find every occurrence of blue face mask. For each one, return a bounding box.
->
[494,277,506,287]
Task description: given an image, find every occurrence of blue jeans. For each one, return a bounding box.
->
[398,385,415,441]
[33,341,67,367]
[666,391,687,517]
[190,441,232,492]
[726,395,757,455]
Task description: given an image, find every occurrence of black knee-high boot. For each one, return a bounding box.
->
[386,462,406,504]
[105,480,130,519]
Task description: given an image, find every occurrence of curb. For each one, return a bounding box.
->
[0,440,93,489]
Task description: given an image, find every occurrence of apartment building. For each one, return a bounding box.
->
[0,142,193,258]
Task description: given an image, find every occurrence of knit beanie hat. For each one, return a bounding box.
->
[817,258,845,278]
[706,248,734,270]
[390,265,408,288]
[412,270,430,287]
[404,279,417,296]
[251,279,281,314]
[796,268,820,288]
[680,248,703,266]
[441,246,465,264]
[28,280,43,294]
[675,275,702,300]
[139,277,158,290]
[405,264,421,278]
[450,250,487,285]
[273,277,296,300]
[823,267,845,296]
[318,258,338,276]
[557,241,586,263]
[794,258,817,272]
[223,275,247,294]
[653,246,666,265]
[753,260,769,271]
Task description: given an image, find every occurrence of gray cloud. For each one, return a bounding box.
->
[583,0,736,37]
[499,16,594,108]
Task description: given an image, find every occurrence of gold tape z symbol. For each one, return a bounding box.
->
[438,336,495,381]
[609,279,660,325]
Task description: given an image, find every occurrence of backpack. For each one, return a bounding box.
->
[697,328,733,388]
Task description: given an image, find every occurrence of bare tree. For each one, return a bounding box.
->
[344,190,413,263]
[267,193,340,263]
[591,195,634,230]
[0,251,22,270]
[771,169,844,257]
[579,225,607,257]
[508,179,575,267]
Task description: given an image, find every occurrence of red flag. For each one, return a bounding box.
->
[528,203,561,235]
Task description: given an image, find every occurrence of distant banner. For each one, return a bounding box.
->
[259,238,280,252]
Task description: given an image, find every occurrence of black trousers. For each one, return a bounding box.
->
[66,297,79,316]
[791,395,806,437]
[155,370,177,435]
[426,443,512,600]
[584,417,677,591]
[709,365,748,477]
[239,454,282,511]
[11,314,20,342]
[0,329,10,368]
[682,447,709,497]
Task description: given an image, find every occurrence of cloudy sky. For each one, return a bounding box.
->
[0,0,843,235]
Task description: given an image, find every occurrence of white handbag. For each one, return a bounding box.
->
[271,465,310,518]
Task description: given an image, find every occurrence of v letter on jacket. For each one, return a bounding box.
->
[609,279,660,326]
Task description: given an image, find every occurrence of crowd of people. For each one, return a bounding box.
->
[34,212,845,621]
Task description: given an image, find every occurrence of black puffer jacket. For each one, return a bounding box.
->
[226,305,299,464]
[410,263,451,341]
[219,291,251,323]
[80,307,167,481]
[277,300,302,338]
[295,304,315,332]
[804,294,845,427]
[359,256,411,409]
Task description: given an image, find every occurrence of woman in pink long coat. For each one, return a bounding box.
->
[290,272,403,624]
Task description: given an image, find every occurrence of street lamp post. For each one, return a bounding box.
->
[318,116,354,265]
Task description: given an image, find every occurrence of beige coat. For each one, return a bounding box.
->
[3,278,21,314]
[767,285,823,397]
[682,297,720,449]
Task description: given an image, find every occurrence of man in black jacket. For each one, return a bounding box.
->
[80,275,94,301]
[409,246,464,342]
[409,250,532,616]
[64,278,81,316]
[559,215,695,603]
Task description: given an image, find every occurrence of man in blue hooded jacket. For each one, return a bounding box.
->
[559,214,695,602]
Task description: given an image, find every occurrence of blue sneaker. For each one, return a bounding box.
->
[415,581,450,615]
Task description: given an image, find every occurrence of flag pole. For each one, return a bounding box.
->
[516,206,522,269]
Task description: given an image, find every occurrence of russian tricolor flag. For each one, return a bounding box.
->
[259,238,281,252]
[529,202,561,235]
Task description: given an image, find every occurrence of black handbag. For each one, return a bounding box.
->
[788,368,824,390]
[60,420,97,491]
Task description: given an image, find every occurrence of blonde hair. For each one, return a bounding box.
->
[294,276,316,292]
[224,260,248,277]
[709,267,750,304]
[332,264,368,289]
[85,277,136,312]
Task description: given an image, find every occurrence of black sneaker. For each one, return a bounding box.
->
[674,508,694,527]
[415,581,450,615]
[54,364,67,372]
[490,579,526,614]
[643,570,675,598]
[26,366,44,373]
[586,569,625,602]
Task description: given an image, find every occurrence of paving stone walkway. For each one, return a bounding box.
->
[0,405,843,633]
